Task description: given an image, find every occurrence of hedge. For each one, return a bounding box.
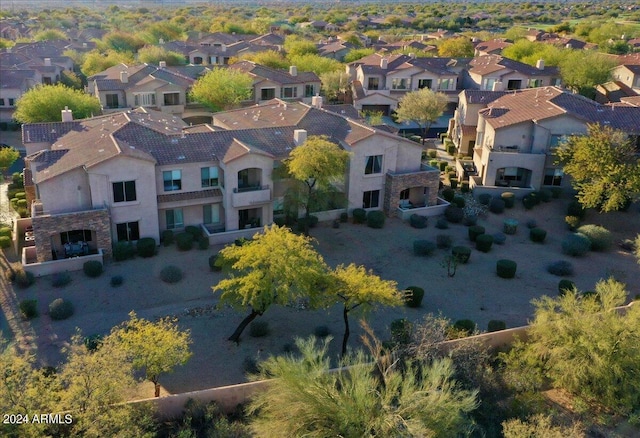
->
[468,225,485,242]
[547,260,574,276]
[442,188,455,202]
[500,192,515,208]
[529,227,547,243]
[476,234,494,252]
[185,225,202,239]
[51,272,72,288]
[496,259,517,278]
[83,260,103,278]
[452,246,471,263]
[489,198,505,214]
[19,299,38,319]
[49,298,74,321]
[160,265,183,283]
[562,233,591,257]
[113,241,135,261]
[175,232,194,251]
[161,230,174,246]
[405,286,425,308]
[352,208,367,224]
[413,240,437,256]
[0,227,11,238]
[0,236,10,249]
[409,214,428,229]
[366,210,385,228]
[576,224,613,251]
[136,237,157,257]
[503,219,518,235]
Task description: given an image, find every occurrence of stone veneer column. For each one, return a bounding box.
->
[383,170,440,218]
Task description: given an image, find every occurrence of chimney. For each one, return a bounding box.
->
[536,59,545,70]
[492,81,503,91]
[380,57,388,69]
[311,95,323,109]
[44,58,51,66]
[293,129,307,146]
[82,42,87,48]
[159,61,166,68]
[61,106,73,122]
[289,65,297,76]
[159,38,164,44]
[120,71,128,83]
[409,52,416,59]
[565,43,572,49]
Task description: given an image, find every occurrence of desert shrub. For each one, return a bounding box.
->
[496,259,517,278]
[428,159,438,168]
[14,191,26,199]
[160,265,183,283]
[444,205,464,223]
[449,178,458,189]
[438,161,448,172]
[366,210,385,228]
[413,240,437,256]
[567,200,585,218]
[460,181,470,193]
[425,149,436,158]
[83,260,103,278]
[409,214,428,228]
[352,208,367,224]
[51,272,72,287]
[522,194,536,210]
[175,233,194,251]
[49,298,74,320]
[197,236,209,250]
[161,229,174,246]
[249,320,270,337]
[0,236,10,248]
[503,219,518,235]
[493,232,506,245]
[17,208,28,218]
[446,143,455,155]
[436,234,452,249]
[435,218,449,229]
[14,269,35,289]
[442,188,455,202]
[501,192,515,208]
[489,198,505,214]
[209,254,222,272]
[462,213,477,226]
[452,245,471,263]
[340,212,348,223]
[562,233,591,257]
[112,241,135,261]
[136,237,157,257]
[547,260,574,276]
[526,219,538,229]
[529,228,547,243]
[0,227,11,238]
[468,225,485,242]
[110,275,124,287]
[405,286,425,308]
[488,320,506,332]
[478,193,492,205]
[452,196,465,208]
[185,225,202,239]
[453,319,475,336]
[390,318,413,345]
[558,279,576,296]
[476,234,493,252]
[576,224,613,251]
[565,215,581,231]
[314,325,331,338]
[19,299,38,319]
[16,199,27,208]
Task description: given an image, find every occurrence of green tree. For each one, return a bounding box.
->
[288,53,343,76]
[14,84,101,123]
[213,225,329,343]
[395,88,449,141]
[284,135,349,234]
[559,50,615,98]
[110,311,192,397]
[283,35,318,57]
[248,336,478,436]
[240,50,289,70]
[343,47,375,63]
[33,29,67,41]
[502,414,584,438]
[99,31,145,53]
[437,36,474,57]
[81,49,134,77]
[0,147,20,173]
[555,124,640,212]
[137,45,187,66]
[189,68,253,112]
[60,70,83,90]
[331,263,403,356]
[137,22,184,44]
[320,70,349,102]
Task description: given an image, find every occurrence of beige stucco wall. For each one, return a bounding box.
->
[35,168,92,215]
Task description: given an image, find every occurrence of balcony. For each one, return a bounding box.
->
[231,185,271,208]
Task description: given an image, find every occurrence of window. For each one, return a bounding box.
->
[391,78,409,90]
[362,190,380,209]
[507,79,522,90]
[8,98,14,106]
[438,78,453,90]
[0,98,4,106]
[203,204,220,224]
[112,180,136,203]
[260,88,275,100]
[399,188,410,200]
[166,209,184,229]
[134,92,156,107]
[304,84,315,97]
[42,77,52,85]
[201,166,219,187]
[364,155,383,175]
[549,134,566,149]
[163,92,180,106]
[163,170,182,191]
[528,78,542,88]
[482,78,496,90]
[273,197,284,215]
[418,79,432,89]
[193,56,203,65]
[116,221,140,241]
[367,77,379,90]
[281,87,297,99]
[105,93,119,108]
[60,229,92,244]
[544,168,563,186]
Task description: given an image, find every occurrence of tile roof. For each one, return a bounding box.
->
[0,69,35,89]
[469,55,559,77]
[229,60,320,84]
[90,63,196,91]
[462,89,510,104]
[474,39,512,54]
[157,188,223,204]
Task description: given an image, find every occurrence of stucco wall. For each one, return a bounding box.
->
[36,168,92,215]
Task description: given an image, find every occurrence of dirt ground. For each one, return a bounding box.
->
[1,195,639,398]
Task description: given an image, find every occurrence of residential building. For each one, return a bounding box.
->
[612,62,640,93]
[465,55,561,91]
[473,39,512,57]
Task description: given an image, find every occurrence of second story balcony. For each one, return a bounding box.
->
[231,185,271,208]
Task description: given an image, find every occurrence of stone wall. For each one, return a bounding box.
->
[383,170,440,217]
[32,209,112,262]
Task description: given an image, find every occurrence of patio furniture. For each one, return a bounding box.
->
[64,241,88,257]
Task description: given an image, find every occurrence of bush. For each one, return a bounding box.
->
[478,193,492,205]
[113,241,135,261]
[476,234,494,252]
[496,259,517,278]
[314,325,331,338]
[185,225,202,239]
[405,286,425,308]
[442,188,455,202]
[51,272,72,287]
[428,159,438,168]
[547,260,574,276]
[522,194,536,210]
[16,199,27,208]
[435,218,449,229]
[436,234,452,249]
[110,275,124,287]
[567,200,585,218]
[0,236,10,248]
[529,227,547,243]
[452,196,465,208]
[366,210,385,228]
[503,219,518,235]
[352,208,367,224]
[452,246,471,263]
[446,143,456,155]
[83,260,103,278]
[161,230,174,246]
[428,149,437,158]
[565,215,581,231]
[462,213,478,226]
[460,181,470,193]
[49,298,74,320]
[19,299,38,319]
[339,212,348,223]
[409,214,428,228]
[175,233,194,251]
[14,269,35,289]
[444,205,464,223]
[453,319,475,336]
[197,236,209,250]
[576,224,613,251]
[209,254,222,272]
[493,232,506,245]
[489,198,505,214]
[562,233,591,257]
[501,192,515,208]
[449,178,458,189]
[390,318,413,345]
[413,240,437,256]
[468,225,485,242]
[17,208,28,218]
[438,161,448,172]
[160,265,183,283]
[488,320,506,332]
[558,279,576,295]
[0,227,11,238]
[136,237,157,257]
[249,320,270,337]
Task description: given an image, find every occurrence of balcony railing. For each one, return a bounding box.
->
[231,185,271,208]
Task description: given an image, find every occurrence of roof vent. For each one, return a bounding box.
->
[177,155,186,159]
